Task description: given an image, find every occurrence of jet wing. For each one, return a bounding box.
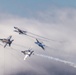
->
[14,30,19,32]
[0,39,3,41]
[14,27,21,31]
[36,39,40,43]
[0,39,3,40]
[41,46,45,50]
[24,55,29,60]
[14,27,19,30]
[4,43,8,48]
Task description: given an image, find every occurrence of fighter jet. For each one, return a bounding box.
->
[35,39,45,50]
[21,49,34,60]
[14,27,27,35]
[0,36,14,48]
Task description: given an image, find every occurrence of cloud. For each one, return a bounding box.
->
[0,7,76,75]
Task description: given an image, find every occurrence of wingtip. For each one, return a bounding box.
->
[14,27,16,28]
[14,27,17,29]
[36,38,38,41]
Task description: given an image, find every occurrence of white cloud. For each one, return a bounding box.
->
[0,7,76,75]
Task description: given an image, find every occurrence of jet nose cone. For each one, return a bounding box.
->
[14,27,16,28]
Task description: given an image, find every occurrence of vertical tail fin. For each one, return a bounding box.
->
[9,40,14,46]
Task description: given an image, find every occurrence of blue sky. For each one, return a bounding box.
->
[0,0,76,17]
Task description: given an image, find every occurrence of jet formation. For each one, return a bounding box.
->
[0,27,46,60]
[14,27,45,50]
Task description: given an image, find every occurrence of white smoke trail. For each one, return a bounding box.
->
[24,55,28,60]
[35,53,76,69]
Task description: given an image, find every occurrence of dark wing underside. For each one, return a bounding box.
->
[4,43,8,48]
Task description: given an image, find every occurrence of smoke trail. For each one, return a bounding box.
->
[24,55,28,60]
[27,31,63,43]
[35,53,76,69]
[28,31,54,41]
